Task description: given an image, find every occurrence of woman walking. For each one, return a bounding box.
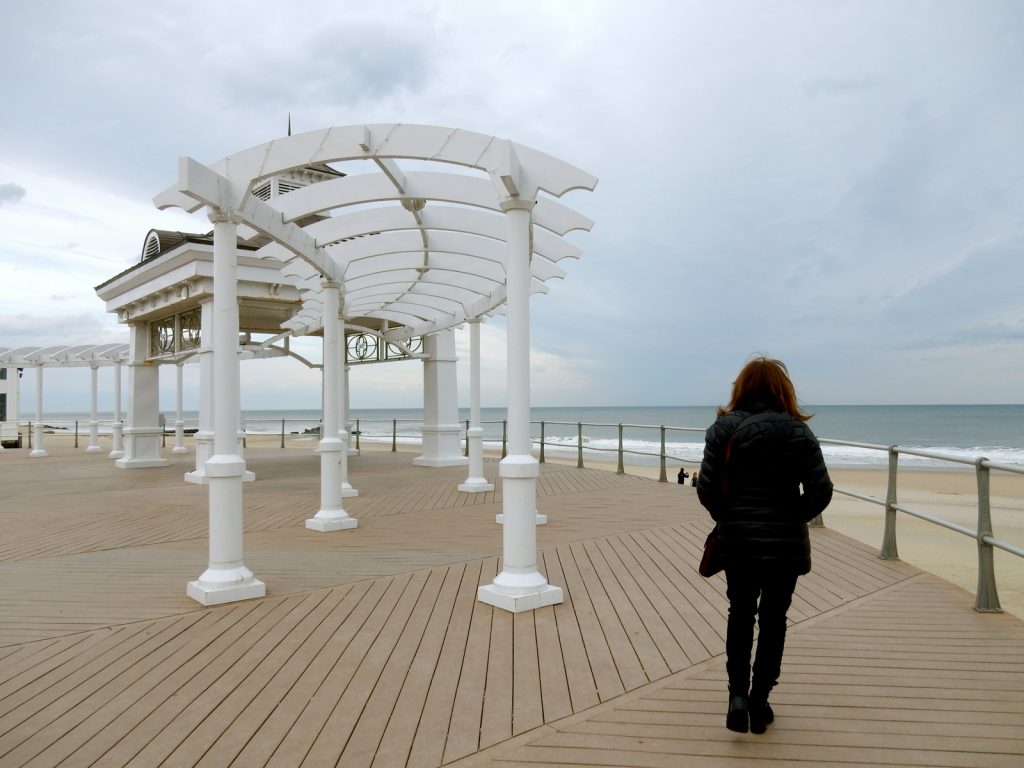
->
[696,357,832,734]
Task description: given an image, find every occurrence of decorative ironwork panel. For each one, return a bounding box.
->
[347,333,378,363]
[150,317,176,356]
[387,336,422,359]
[179,308,201,351]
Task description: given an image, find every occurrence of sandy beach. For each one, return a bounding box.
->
[19,428,1024,619]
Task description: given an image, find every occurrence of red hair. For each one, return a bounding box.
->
[718,356,812,421]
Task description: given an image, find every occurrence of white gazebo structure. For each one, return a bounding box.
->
[97,123,596,611]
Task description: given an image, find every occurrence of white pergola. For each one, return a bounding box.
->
[154,124,596,612]
[0,344,128,457]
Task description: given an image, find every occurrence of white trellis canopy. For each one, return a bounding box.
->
[0,343,129,368]
[154,123,597,340]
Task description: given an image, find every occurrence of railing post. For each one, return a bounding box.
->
[616,423,625,475]
[576,422,584,468]
[280,418,285,449]
[539,421,546,464]
[355,418,361,450]
[392,418,397,452]
[242,419,247,448]
[658,425,667,482]
[880,447,900,559]
[28,422,32,449]
[974,458,1002,612]
[501,419,507,459]
[74,420,79,449]
[464,419,470,457]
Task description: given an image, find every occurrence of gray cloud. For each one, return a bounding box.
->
[0,183,26,206]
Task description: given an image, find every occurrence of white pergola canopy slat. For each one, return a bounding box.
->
[154,123,595,342]
[0,344,129,368]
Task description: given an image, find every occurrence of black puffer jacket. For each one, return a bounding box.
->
[696,408,833,575]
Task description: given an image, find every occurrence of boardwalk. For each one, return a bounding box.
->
[1,444,1022,767]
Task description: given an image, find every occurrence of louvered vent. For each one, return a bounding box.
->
[252,182,272,201]
[277,180,303,195]
[142,231,162,261]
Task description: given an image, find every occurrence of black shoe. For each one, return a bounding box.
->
[726,695,749,733]
[749,700,774,734]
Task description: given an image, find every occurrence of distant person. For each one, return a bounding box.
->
[691,471,698,487]
[696,357,832,734]
[677,467,689,484]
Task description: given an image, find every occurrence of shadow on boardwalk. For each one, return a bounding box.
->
[1,446,1022,767]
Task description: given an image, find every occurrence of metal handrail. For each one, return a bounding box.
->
[13,414,1020,612]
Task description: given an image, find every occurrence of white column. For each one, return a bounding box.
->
[338,321,357,498]
[172,363,187,453]
[186,298,214,483]
[306,280,357,531]
[459,318,493,493]
[116,323,168,469]
[414,329,468,467]
[187,209,265,605]
[86,364,102,453]
[478,200,562,613]
[345,364,358,456]
[29,366,47,458]
[109,362,123,459]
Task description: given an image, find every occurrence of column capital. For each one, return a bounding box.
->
[208,207,241,225]
[499,197,535,213]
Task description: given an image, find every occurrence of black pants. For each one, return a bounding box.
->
[725,568,799,700]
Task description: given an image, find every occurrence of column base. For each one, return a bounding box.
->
[116,457,170,469]
[171,447,189,455]
[477,583,563,613]
[413,456,469,468]
[187,578,266,606]
[29,449,49,458]
[85,446,104,454]
[185,470,255,485]
[459,480,494,493]
[341,485,359,498]
[108,450,124,460]
[496,513,547,525]
[305,515,358,532]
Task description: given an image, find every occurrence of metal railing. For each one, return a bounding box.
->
[12,415,1021,613]
[817,438,1023,613]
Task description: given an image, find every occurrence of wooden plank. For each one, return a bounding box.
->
[540,548,599,714]
[479,592,513,749]
[511,609,543,737]
[390,561,477,768]
[443,557,497,763]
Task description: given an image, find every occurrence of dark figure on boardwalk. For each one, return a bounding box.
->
[696,357,832,734]
[677,467,689,484]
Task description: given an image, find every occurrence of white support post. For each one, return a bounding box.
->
[459,318,493,493]
[29,366,47,458]
[306,280,357,531]
[478,200,562,613]
[345,364,358,456]
[172,363,187,454]
[187,209,264,605]
[186,298,214,483]
[85,364,102,452]
[338,318,357,498]
[116,323,168,469]
[414,329,468,467]
[109,362,123,459]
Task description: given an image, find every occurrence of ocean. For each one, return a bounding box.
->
[26,404,1024,469]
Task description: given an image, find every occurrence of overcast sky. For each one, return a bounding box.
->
[2,0,1022,412]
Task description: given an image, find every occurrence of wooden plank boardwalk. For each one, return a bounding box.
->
[1,444,1022,767]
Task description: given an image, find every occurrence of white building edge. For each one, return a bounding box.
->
[1,123,597,613]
